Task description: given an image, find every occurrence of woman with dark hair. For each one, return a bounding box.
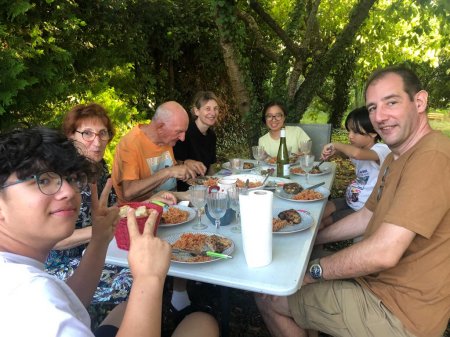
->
[174,91,220,191]
[258,101,310,157]
[319,106,391,229]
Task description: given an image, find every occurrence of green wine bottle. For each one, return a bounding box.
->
[277,128,290,178]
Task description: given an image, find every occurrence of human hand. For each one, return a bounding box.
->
[90,179,120,244]
[169,165,197,180]
[184,159,207,176]
[127,209,171,281]
[149,191,177,205]
[321,143,335,160]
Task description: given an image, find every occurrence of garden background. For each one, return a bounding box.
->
[1,1,449,336]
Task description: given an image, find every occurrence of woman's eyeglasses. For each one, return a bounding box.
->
[0,171,88,195]
[265,114,284,121]
[76,130,110,142]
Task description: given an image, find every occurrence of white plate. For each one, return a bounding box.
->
[226,174,266,190]
[290,162,332,176]
[274,186,330,203]
[159,205,196,227]
[272,208,314,234]
[163,232,235,264]
[264,177,297,190]
[222,159,257,172]
[264,156,299,167]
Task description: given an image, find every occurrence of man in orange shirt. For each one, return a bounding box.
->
[112,101,206,203]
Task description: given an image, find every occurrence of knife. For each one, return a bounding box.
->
[304,182,325,190]
[172,248,233,259]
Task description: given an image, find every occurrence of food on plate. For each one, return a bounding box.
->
[171,233,232,262]
[292,190,323,200]
[242,162,255,169]
[236,178,263,188]
[265,156,276,165]
[278,209,302,224]
[119,204,149,218]
[161,207,189,224]
[260,168,275,176]
[290,167,305,174]
[267,155,297,165]
[283,182,303,194]
[205,234,232,252]
[291,166,322,174]
[272,218,290,232]
[272,209,302,232]
[188,176,219,187]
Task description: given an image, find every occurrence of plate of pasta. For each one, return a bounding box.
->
[164,232,235,263]
[226,174,266,190]
[274,186,330,203]
[186,176,219,187]
[290,163,331,176]
[159,205,196,227]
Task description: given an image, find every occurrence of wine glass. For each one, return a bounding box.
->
[299,154,315,185]
[227,187,241,233]
[206,192,228,230]
[189,185,208,230]
[252,145,266,173]
[299,140,312,156]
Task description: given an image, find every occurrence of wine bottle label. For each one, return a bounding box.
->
[282,164,290,177]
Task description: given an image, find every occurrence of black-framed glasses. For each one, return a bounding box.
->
[0,171,88,195]
[265,113,284,121]
[377,166,389,201]
[76,129,110,142]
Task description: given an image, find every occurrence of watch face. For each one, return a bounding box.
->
[310,264,322,280]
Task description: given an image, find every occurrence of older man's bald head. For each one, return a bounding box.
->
[151,101,189,146]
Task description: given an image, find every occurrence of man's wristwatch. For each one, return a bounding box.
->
[309,258,323,281]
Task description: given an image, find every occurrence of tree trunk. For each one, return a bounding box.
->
[218,35,251,116]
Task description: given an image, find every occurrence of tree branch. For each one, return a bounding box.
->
[236,9,278,62]
[249,0,302,58]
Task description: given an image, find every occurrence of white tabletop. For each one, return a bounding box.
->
[106,162,336,296]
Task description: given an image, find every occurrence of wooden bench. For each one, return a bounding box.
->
[428,112,445,121]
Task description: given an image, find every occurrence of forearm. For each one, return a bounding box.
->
[315,207,371,245]
[53,227,92,250]
[122,171,171,201]
[309,222,416,284]
[116,276,165,337]
[66,239,110,306]
[332,143,379,161]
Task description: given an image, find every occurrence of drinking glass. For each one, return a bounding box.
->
[189,185,208,230]
[299,140,312,155]
[230,158,241,174]
[206,192,228,230]
[299,154,315,184]
[252,145,266,173]
[227,187,241,233]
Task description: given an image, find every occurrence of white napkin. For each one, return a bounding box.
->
[239,190,273,268]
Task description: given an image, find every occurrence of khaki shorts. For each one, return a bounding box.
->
[288,280,416,337]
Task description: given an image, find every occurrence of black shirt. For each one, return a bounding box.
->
[173,120,217,191]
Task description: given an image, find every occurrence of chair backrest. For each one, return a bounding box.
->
[286,123,332,159]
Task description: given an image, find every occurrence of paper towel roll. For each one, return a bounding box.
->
[239,190,273,268]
